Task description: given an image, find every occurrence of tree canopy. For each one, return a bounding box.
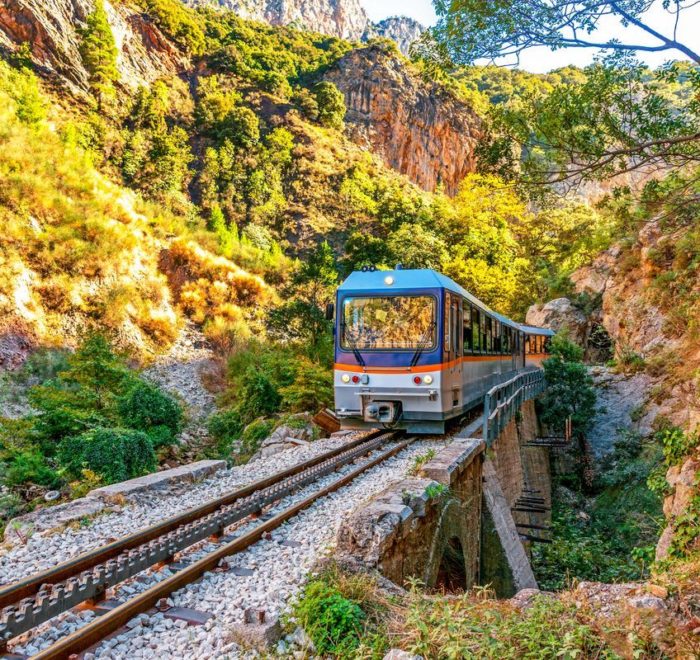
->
[431,0,700,66]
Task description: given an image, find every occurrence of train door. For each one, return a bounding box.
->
[443,292,462,412]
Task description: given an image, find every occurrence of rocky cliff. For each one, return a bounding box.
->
[184,0,370,40]
[0,0,186,93]
[528,216,700,559]
[371,16,424,56]
[323,45,482,195]
[184,0,424,54]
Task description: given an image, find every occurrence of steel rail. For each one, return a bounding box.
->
[33,437,414,660]
[1,431,396,645]
[0,429,384,610]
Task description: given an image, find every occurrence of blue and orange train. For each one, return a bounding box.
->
[332,268,553,433]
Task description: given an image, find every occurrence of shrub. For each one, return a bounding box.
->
[240,418,274,457]
[3,449,60,489]
[659,427,698,467]
[206,408,243,457]
[59,427,156,484]
[117,381,183,447]
[279,358,333,413]
[292,579,366,656]
[314,81,346,130]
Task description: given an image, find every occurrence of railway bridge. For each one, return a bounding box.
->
[336,369,553,596]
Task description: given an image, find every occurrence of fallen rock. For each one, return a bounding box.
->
[629,595,666,612]
[225,610,282,652]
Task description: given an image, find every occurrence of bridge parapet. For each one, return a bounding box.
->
[483,368,545,446]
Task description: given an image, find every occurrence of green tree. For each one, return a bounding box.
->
[314,82,346,130]
[78,1,119,103]
[539,334,596,435]
[268,242,338,353]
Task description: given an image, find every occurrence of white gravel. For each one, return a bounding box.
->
[6,438,443,658]
[0,435,364,585]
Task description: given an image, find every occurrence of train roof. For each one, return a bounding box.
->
[339,269,556,337]
[338,269,525,329]
[518,324,556,337]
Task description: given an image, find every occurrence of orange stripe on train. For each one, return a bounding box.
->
[335,355,516,374]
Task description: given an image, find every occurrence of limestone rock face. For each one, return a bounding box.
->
[323,45,482,194]
[0,0,186,92]
[184,0,370,41]
[371,16,424,56]
[526,298,589,345]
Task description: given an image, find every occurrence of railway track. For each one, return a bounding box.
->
[0,430,413,659]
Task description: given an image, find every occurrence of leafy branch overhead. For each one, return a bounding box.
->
[426,1,700,188]
[431,0,700,66]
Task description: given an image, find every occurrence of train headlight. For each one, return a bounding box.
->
[341,374,351,383]
[384,276,394,286]
[423,375,433,385]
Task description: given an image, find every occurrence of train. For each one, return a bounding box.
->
[331,268,554,434]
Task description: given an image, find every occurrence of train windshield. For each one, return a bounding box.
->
[341,296,436,351]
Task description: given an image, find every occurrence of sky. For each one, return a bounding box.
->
[362,0,700,73]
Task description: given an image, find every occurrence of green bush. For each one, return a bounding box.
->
[659,427,698,467]
[240,418,274,455]
[59,428,156,484]
[3,449,60,489]
[206,408,244,457]
[292,579,366,656]
[314,81,346,130]
[117,381,183,447]
[280,358,333,413]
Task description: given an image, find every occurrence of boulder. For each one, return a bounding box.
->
[254,416,318,459]
[526,298,588,345]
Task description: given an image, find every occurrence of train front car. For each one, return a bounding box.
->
[333,269,444,433]
[332,269,525,434]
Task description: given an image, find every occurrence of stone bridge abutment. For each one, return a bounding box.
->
[336,397,551,596]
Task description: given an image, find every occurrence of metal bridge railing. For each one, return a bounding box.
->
[482,368,546,446]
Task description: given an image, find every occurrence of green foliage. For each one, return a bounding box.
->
[59,427,156,484]
[206,408,244,457]
[534,430,664,590]
[1,335,180,497]
[403,589,612,659]
[141,0,205,55]
[268,242,338,352]
[292,578,367,656]
[408,449,436,476]
[0,63,46,125]
[117,381,183,448]
[314,81,346,130]
[279,358,334,413]
[78,1,119,102]
[659,427,698,467]
[240,418,274,457]
[430,1,699,65]
[539,335,596,435]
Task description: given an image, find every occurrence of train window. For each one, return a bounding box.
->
[544,337,552,354]
[485,316,492,354]
[453,299,461,357]
[463,304,473,354]
[341,295,436,351]
[504,327,510,354]
[472,308,481,353]
[494,320,501,354]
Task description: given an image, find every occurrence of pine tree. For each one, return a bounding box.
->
[79,1,119,104]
